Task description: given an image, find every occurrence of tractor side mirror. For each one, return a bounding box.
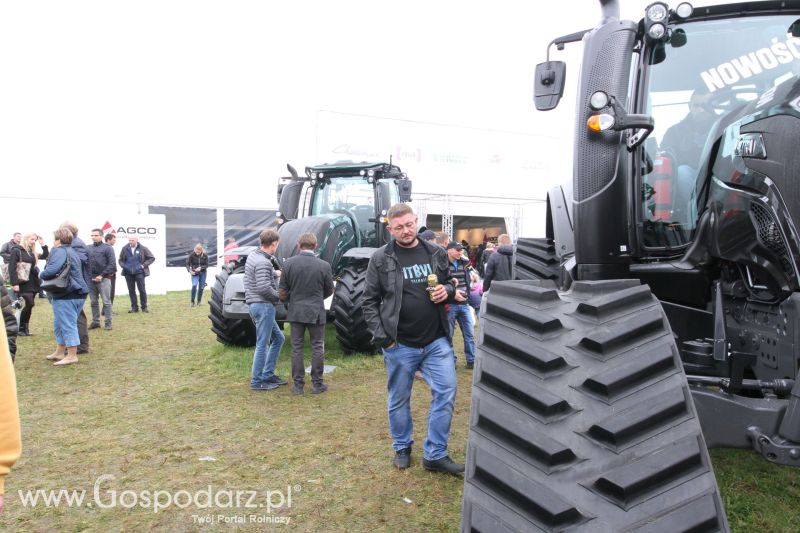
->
[398,179,413,202]
[534,61,566,111]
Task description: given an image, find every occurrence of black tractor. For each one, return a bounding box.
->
[209,161,412,353]
[463,1,800,531]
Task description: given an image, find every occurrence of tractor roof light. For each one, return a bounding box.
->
[644,2,669,43]
[367,169,375,177]
[675,2,693,19]
[359,170,366,176]
[587,113,615,132]
[648,23,666,39]
[646,3,667,22]
[310,172,317,179]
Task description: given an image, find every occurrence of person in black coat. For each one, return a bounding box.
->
[0,280,17,361]
[186,244,209,307]
[278,233,334,394]
[483,234,514,291]
[8,233,48,336]
[87,229,117,330]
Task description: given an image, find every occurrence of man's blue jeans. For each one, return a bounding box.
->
[382,337,457,461]
[447,304,475,364]
[249,302,285,386]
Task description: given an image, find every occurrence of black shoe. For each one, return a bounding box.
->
[76,349,89,355]
[250,382,279,391]
[89,323,101,330]
[142,308,149,313]
[311,383,328,394]
[393,447,412,470]
[465,362,474,369]
[105,325,113,331]
[18,330,30,337]
[190,302,195,307]
[266,375,288,386]
[422,455,464,475]
[128,309,139,313]
[291,385,304,395]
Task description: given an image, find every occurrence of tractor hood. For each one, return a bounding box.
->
[274,213,357,275]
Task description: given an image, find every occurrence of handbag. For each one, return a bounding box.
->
[16,262,31,282]
[41,256,72,294]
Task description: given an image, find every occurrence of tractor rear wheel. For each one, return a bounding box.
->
[513,237,560,281]
[461,279,729,532]
[333,263,375,354]
[208,262,256,347]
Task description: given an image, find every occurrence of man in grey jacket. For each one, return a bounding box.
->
[278,233,334,395]
[244,229,286,391]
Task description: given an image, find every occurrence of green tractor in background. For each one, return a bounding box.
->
[209,161,413,353]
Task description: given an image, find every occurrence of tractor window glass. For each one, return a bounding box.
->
[640,14,800,250]
[310,176,376,245]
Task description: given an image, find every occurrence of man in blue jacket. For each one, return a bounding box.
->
[118,236,155,313]
[87,228,117,330]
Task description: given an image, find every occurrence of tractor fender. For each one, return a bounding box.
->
[342,247,378,260]
[221,271,249,319]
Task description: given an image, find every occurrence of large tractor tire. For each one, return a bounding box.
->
[208,262,256,347]
[461,279,729,532]
[513,237,560,281]
[333,263,374,354]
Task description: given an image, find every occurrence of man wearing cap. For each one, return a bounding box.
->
[419,229,436,243]
[446,241,476,369]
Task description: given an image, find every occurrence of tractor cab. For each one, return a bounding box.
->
[636,9,800,253]
[276,162,412,267]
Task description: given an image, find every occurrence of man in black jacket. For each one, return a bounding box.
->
[483,234,514,291]
[363,203,465,475]
[278,233,334,395]
[87,228,117,330]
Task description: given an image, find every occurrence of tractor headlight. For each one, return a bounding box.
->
[589,91,610,110]
[646,3,667,22]
[648,23,666,39]
[644,2,669,42]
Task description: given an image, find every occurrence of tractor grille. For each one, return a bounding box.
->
[750,202,794,277]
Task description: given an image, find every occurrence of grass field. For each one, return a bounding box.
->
[1,291,799,532]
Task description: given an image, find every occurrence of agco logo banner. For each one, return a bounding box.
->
[101,220,158,237]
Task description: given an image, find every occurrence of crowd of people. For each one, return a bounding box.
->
[0,205,517,505]
[0,222,165,367]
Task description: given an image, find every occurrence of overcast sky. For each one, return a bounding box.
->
[0,0,685,208]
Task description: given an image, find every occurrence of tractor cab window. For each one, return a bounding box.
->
[640,14,800,250]
[310,176,377,246]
